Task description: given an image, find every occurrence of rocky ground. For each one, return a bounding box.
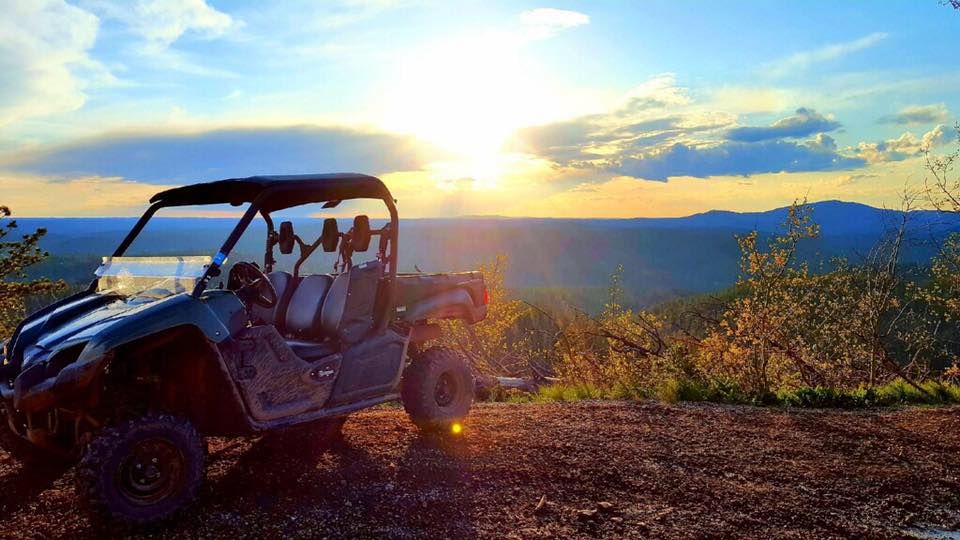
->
[1,401,959,539]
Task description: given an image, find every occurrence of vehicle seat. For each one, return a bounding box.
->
[251,271,295,326]
[284,274,334,338]
[320,260,382,345]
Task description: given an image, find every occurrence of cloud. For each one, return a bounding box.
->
[514,159,928,219]
[878,104,950,126]
[614,138,865,181]
[725,108,841,142]
[85,0,239,48]
[519,8,589,39]
[766,32,888,77]
[1,126,436,183]
[0,0,104,127]
[509,74,725,166]
[856,124,956,163]
[510,75,862,181]
[80,0,241,76]
[0,172,168,216]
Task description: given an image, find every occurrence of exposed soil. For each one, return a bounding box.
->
[1,401,959,539]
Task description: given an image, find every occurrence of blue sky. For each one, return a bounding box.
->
[1,0,958,217]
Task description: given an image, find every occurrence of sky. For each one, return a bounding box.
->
[0,0,958,218]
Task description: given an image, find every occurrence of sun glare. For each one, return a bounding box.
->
[385,34,524,152]
[381,32,560,186]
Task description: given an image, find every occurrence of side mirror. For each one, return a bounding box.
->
[278,221,295,254]
[321,218,339,252]
[352,215,371,252]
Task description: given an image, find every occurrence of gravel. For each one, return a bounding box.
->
[1,401,959,539]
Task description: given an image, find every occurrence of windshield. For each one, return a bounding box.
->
[95,256,212,300]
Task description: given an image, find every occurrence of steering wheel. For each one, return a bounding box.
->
[227,262,277,308]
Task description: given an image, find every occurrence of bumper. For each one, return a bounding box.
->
[3,352,108,413]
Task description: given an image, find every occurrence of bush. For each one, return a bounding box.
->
[655,378,682,404]
[493,378,960,409]
[535,382,604,402]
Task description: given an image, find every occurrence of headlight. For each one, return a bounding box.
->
[45,343,86,378]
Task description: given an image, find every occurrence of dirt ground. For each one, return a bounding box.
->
[1,401,959,539]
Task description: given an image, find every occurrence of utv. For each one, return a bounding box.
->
[0,174,487,525]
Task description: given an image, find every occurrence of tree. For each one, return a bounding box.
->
[695,197,937,395]
[1,206,65,338]
[699,201,822,393]
[924,124,960,213]
[436,255,541,376]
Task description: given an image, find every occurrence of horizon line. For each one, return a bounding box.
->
[8,199,942,220]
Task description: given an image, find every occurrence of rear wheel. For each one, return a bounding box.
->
[76,413,204,526]
[401,347,473,433]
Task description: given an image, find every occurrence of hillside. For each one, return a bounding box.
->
[18,201,960,307]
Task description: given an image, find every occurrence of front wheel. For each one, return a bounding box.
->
[76,413,204,526]
[401,347,473,433]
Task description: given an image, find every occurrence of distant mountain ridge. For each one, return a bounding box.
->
[624,200,957,235]
[17,201,960,307]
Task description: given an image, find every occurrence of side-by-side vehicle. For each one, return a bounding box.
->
[0,173,487,525]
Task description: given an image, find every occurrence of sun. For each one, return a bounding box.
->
[379,32,552,185]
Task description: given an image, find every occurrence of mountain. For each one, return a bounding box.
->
[16,201,960,307]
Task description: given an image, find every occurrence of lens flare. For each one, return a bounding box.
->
[451,422,463,435]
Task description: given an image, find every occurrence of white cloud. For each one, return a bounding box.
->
[87,0,239,48]
[0,0,102,127]
[856,124,952,163]
[766,32,888,78]
[520,8,589,39]
[79,0,241,76]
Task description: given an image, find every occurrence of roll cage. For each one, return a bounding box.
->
[109,173,400,332]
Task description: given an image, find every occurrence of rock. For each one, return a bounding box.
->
[577,509,598,521]
[533,495,547,515]
[597,501,615,512]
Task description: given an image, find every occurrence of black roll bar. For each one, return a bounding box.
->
[111,188,400,335]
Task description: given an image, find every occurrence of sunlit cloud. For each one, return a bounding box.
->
[509,76,862,181]
[0,172,169,216]
[856,124,955,163]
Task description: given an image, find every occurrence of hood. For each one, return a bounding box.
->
[12,292,186,369]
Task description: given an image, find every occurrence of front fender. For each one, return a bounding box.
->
[14,293,245,412]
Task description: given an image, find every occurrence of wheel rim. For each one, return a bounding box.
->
[116,438,184,506]
[434,372,457,407]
